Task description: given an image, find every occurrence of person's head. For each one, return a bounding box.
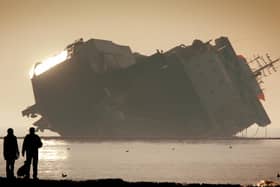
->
[7,128,14,135]
[29,127,35,134]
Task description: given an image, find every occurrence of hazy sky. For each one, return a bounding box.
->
[0,0,279,137]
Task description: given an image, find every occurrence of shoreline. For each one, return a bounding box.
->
[1,136,280,141]
[0,177,247,187]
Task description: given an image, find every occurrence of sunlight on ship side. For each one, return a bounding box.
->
[29,50,68,78]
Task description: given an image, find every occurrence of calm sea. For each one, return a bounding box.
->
[0,138,279,184]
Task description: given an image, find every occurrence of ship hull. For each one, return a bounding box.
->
[22,37,271,138]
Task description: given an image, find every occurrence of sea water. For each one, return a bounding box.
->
[0,138,279,185]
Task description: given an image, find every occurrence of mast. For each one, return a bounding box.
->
[252,54,279,77]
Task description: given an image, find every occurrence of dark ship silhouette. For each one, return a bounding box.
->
[22,37,279,138]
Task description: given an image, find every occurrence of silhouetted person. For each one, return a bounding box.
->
[3,128,19,179]
[22,127,43,179]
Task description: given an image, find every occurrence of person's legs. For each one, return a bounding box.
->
[25,153,32,178]
[10,159,15,178]
[32,154,38,179]
[6,159,15,178]
[6,160,10,178]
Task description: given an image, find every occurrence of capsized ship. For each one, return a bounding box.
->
[22,37,278,138]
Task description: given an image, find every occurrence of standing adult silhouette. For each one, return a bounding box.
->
[22,127,43,179]
[3,128,19,179]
